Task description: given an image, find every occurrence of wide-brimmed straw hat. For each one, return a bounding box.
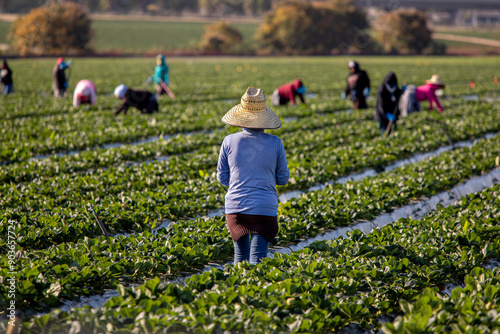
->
[426,74,445,87]
[222,87,282,129]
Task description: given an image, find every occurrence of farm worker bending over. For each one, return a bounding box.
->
[217,87,289,265]
[375,72,402,136]
[342,60,370,110]
[113,84,158,115]
[271,78,306,106]
[1,59,13,95]
[73,80,97,107]
[53,57,72,98]
[147,54,169,96]
[399,74,445,117]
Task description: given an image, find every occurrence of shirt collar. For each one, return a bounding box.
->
[242,128,264,134]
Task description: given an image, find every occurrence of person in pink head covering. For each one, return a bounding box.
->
[73,80,97,107]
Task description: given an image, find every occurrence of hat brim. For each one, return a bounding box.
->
[222,104,282,129]
[426,80,445,86]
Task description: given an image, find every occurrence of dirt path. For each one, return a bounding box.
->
[433,33,500,48]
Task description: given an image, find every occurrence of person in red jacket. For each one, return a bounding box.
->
[271,78,306,106]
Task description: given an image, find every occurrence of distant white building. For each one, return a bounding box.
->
[353,0,500,26]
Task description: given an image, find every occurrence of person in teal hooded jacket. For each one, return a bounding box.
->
[148,54,169,96]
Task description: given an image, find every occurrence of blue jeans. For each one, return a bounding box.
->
[2,84,13,95]
[233,234,269,265]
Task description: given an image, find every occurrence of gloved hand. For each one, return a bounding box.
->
[341,92,346,99]
[363,88,370,97]
[401,84,407,92]
[64,82,69,88]
[386,113,396,122]
[67,59,73,67]
[146,77,153,84]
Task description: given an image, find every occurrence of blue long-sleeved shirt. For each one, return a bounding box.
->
[217,128,289,216]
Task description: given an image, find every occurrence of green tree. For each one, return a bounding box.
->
[8,2,93,56]
[255,0,368,55]
[371,8,432,54]
[199,21,243,53]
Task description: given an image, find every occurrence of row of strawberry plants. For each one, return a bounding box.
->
[12,180,500,333]
[2,132,500,313]
[0,107,375,183]
[382,268,500,333]
[1,102,498,251]
[0,92,357,164]
[0,109,476,252]
[0,100,223,163]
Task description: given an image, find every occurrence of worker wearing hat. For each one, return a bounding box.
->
[400,74,445,117]
[217,87,289,265]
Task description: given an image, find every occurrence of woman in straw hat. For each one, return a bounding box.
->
[399,74,445,117]
[217,87,290,265]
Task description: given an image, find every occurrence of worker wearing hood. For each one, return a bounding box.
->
[375,72,402,136]
[271,78,306,106]
[148,54,169,96]
[343,60,370,109]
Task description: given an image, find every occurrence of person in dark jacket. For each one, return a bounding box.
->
[113,84,158,115]
[1,59,13,95]
[52,57,72,98]
[375,72,402,136]
[271,78,306,106]
[343,60,370,109]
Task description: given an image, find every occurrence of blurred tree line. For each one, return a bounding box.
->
[0,0,272,16]
[7,0,444,56]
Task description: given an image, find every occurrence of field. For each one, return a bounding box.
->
[1,56,500,333]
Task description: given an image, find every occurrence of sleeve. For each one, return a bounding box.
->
[394,90,402,117]
[114,100,129,115]
[376,89,385,119]
[275,139,290,186]
[73,92,80,107]
[90,89,97,105]
[430,92,444,112]
[289,92,296,105]
[217,141,230,187]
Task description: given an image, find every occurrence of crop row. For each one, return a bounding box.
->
[10,179,500,333]
[1,101,498,250]
[0,93,352,163]
[2,132,500,313]
[0,107,375,184]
